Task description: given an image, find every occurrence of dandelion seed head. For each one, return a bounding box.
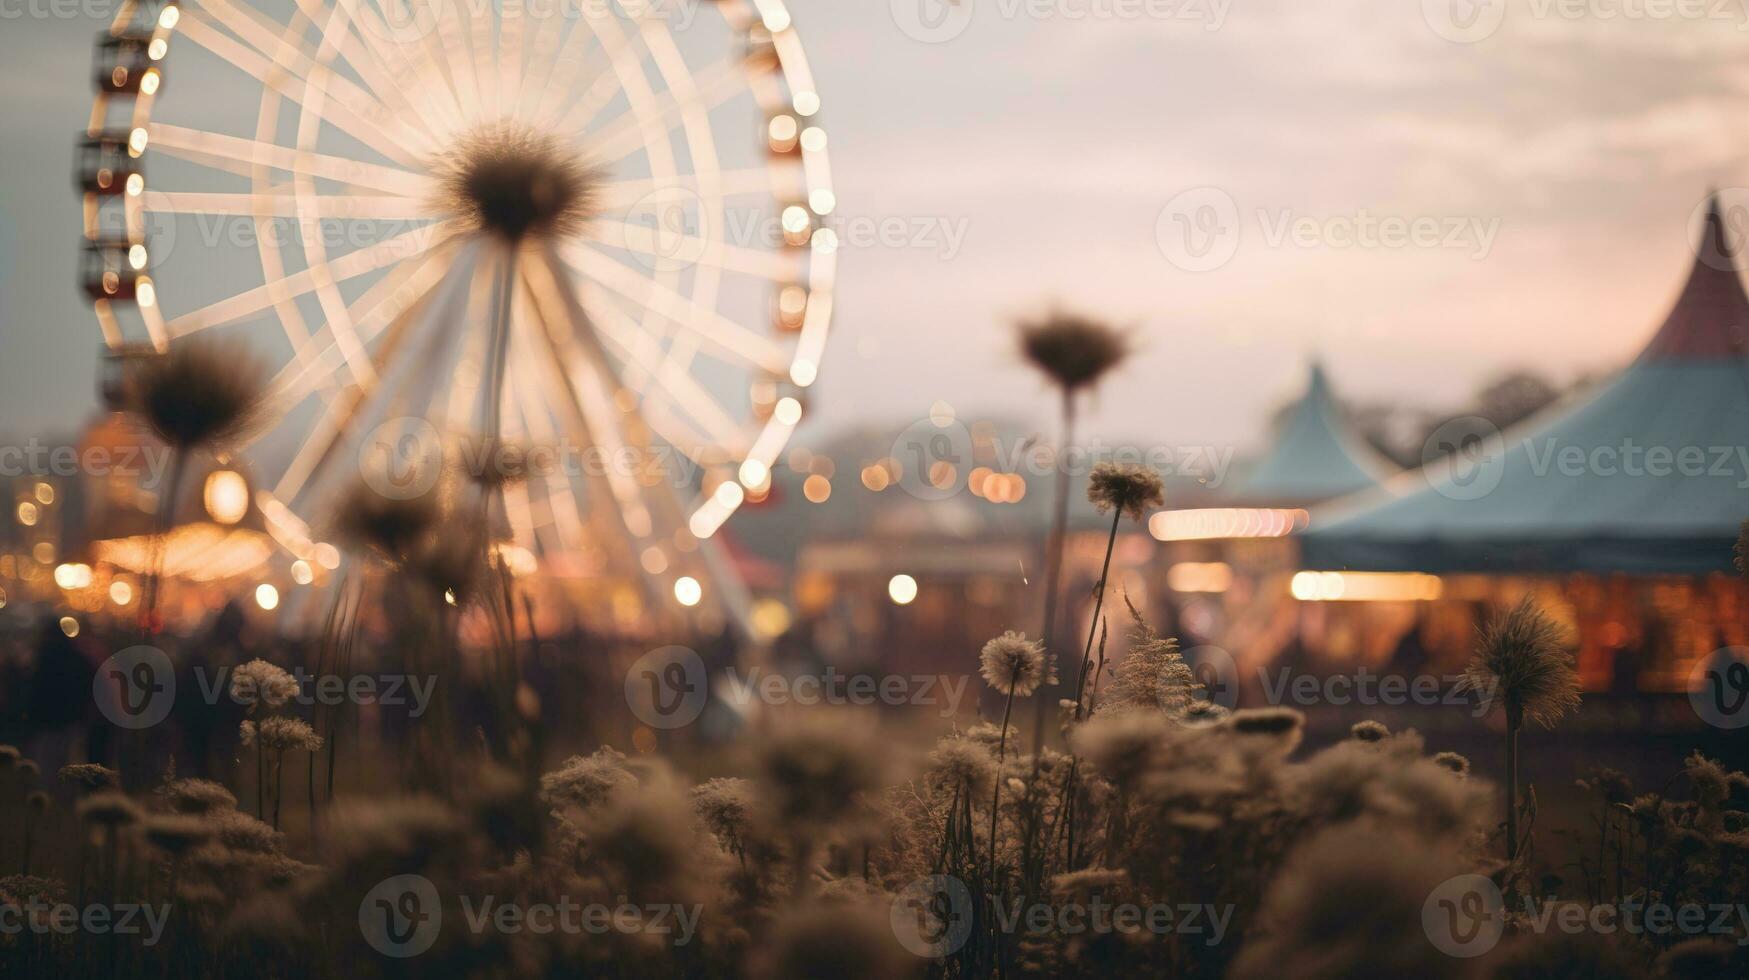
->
[1350,720,1390,743]
[925,738,996,799]
[979,630,1054,696]
[76,791,142,827]
[1433,752,1471,777]
[437,124,599,242]
[128,339,267,451]
[144,814,212,855]
[161,778,238,815]
[1018,311,1129,392]
[540,746,638,813]
[1462,597,1581,729]
[1087,462,1165,521]
[58,763,119,792]
[229,659,300,708]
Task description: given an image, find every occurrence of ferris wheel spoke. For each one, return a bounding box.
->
[201,0,431,145]
[581,293,751,457]
[524,249,659,542]
[301,0,465,139]
[144,190,433,220]
[508,297,590,549]
[176,9,430,167]
[563,244,790,374]
[594,168,792,208]
[532,16,621,131]
[584,218,802,283]
[510,5,567,122]
[272,242,481,503]
[576,57,746,164]
[149,123,433,198]
[265,246,452,410]
[169,221,457,336]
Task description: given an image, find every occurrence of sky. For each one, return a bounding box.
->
[3,0,1748,462]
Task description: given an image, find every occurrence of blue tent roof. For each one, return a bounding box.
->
[1230,362,1396,505]
[1301,195,1749,575]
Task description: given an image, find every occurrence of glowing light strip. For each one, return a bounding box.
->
[1290,571,1443,602]
[1148,508,1311,542]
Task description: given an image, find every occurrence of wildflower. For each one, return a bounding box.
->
[161,778,237,814]
[408,523,488,606]
[210,811,284,855]
[1087,462,1165,521]
[539,746,638,812]
[76,792,143,827]
[229,659,300,708]
[1227,707,1304,738]
[240,716,322,752]
[58,763,119,792]
[582,778,699,895]
[1433,752,1472,777]
[979,631,1054,696]
[1461,597,1581,729]
[1072,711,1169,794]
[24,791,49,812]
[1225,707,1305,766]
[144,815,212,856]
[1104,596,1200,716]
[1228,827,1475,980]
[1461,597,1579,864]
[333,480,441,562]
[925,739,996,799]
[128,339,266,451]
[16,759,38,785]
[0,745,18,769]
[691,778,755,857]
[752,715,887,830]
[1018,311,1129,392]
[1182,700,1230,725]
[1350,720,1390,742]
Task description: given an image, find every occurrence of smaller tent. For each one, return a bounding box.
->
[1229,361,1397,506]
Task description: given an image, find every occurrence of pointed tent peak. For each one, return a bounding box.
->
[1230,360,1397,506]
[1638,190,1749,363]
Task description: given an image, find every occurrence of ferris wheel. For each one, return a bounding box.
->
[78,0,837,628]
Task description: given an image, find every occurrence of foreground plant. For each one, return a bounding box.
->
[127,338,267,630]
[1460,596,1580,868]
[1018,310,1129,752]
[1074,462,1164,713]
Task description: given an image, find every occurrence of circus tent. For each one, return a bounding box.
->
[1301,194,1749,577]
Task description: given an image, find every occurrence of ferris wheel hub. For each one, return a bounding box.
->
[438,124,597,244]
